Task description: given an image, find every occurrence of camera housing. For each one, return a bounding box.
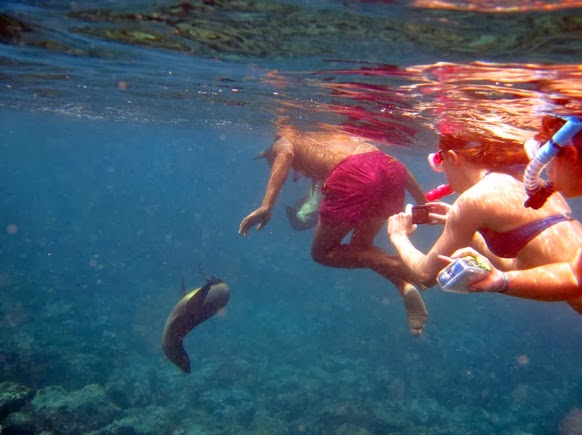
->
[411,205,430,224]
[437,257,489,294]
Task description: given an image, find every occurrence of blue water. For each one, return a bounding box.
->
[1,1,581,434]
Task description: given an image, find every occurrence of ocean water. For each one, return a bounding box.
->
[0,1,581,434]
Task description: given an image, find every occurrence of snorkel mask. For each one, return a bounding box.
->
[524,116,582,209]
[428,151,445,172]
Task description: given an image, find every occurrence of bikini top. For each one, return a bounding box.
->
[478,214,573,258]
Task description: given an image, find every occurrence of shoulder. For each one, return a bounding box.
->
[272,136,295,156]
[543,190,572,214]
[466,173,522,200]
[450,174,519,225]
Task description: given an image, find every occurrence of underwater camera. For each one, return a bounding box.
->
[437,256,490,294]
[411,205,431,225]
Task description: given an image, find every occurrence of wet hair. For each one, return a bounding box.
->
[437,121,529,169]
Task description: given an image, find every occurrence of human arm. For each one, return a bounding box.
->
[405,169,427,205]
[388,195,484,287]
[239,138,294,236]
[447,247,582,301]
[388,207,438,287]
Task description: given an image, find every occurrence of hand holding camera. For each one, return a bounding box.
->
[411,205,431,224]
[411,202,450,225]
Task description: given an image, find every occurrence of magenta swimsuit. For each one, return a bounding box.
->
[479,214,573,258]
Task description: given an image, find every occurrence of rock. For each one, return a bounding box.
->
[0,381,32,420]
[200,389,255,425]
[104,366,159,408]
[335,422,373,435]
[99,405,172,435]
[249,409,290,434]
[560,407,582,435]
[31,384,121,433]
[2,411,34,433]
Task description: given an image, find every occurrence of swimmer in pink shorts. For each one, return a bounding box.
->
[240,123,428,335]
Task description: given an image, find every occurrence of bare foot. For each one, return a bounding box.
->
[402,284,428,336]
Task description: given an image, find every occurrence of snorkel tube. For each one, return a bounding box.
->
[524,116,582,209]
[426,184,454,201]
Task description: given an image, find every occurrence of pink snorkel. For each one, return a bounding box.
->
[524,116,582,209]
[426,151,454,201]
[425,183,454,201]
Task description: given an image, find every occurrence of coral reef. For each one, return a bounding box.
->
[31,384,121,433]
[0,381,32,421]
[99,406,172,435]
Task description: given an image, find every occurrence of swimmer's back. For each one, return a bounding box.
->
[281,128,381,180]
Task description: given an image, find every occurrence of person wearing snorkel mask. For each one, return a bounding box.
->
[532,116,582,198]
[387,118,582,314]
[239,123,429,336]
[445,115,582,312]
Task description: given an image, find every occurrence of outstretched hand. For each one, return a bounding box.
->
[239,205,272,236]
[388,204,416,238]
[440,247,506,293]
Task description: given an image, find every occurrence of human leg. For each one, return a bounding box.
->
[352,219,428,335]
[312,218,418,285]
[311,218,402,278]
[349,218,410,287]
[311,218,428,335]
[314,152,427,333]
[401,283,429,336]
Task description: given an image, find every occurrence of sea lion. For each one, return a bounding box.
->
[161,277,230,373]
[285,182,323,231]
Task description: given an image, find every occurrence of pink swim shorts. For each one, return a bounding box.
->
[319,151,407,226]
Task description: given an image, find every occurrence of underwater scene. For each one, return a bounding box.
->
[0,0,581,434]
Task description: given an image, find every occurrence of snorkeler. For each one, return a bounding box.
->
[387,117,582,314]
[444,115,582,311]
[239,123,429,335]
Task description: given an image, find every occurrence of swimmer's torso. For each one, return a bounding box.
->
[281,130,380,180]
[458,173,582,269]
